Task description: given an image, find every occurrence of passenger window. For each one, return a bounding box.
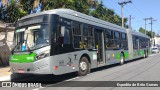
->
[83,24,94,49]
[105,30,113,49]
[113,31,121,49]
[121,33,126,40]
[60,26,70,44]
[114,31,120,39]
[72,22,82,49]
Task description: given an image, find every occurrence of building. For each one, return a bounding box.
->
[153,35,160,47]
[0,22,15,66]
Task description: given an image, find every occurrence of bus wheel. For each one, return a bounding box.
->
[78,57,90,76]
[11,73,31,81]
[120,53,125,65]
[145,51,148,58]
[143,51,146,58]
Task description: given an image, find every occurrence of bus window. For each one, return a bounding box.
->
[113,31,121,49]
[105,30,113,49]
[83,24,94,49]
[72,22,82,49]
[121,33,126,40]
[121,33,128,49]
[61,26,70,44]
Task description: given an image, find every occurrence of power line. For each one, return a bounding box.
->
[156,20,160,28]
[131,3,147,17]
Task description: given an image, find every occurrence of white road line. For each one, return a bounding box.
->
[0,76,10,81]
[32,76,80,90]
[45,76,80,87]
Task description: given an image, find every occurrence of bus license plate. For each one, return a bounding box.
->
[18,69,24,73]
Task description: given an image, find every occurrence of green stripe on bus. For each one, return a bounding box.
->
[116,51,129,60]
[9,53,36,63]
[136,51,138,57]
[124,52,129,59]
[140,50,145,56]
[116,53,121,60]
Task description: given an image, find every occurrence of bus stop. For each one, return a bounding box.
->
[0,22,15,66]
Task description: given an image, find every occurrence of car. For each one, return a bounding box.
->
[152,47,159,53]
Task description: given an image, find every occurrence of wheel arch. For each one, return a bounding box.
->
[80,53,91,64]
[121,51,125,58]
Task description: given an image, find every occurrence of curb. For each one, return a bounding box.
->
[0,76,10,81]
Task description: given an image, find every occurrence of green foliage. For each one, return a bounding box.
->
[90,1,128,27]
[139,27,155,38]
[0,0,27,23]
[6,0,27,23]
[0,0,128,27]
[19,0,34,14]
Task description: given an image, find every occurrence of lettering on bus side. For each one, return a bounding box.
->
[59,60,65,66]
[67,56,73,66]
[74,54,77,60]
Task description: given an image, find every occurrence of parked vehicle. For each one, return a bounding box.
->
[152,47,159,53]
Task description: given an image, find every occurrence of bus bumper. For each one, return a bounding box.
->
[9,58,52,75]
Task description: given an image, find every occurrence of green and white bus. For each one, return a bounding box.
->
[10,9,150,76]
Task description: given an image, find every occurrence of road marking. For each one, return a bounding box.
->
[32,76,80,90]
[0,76,10,81]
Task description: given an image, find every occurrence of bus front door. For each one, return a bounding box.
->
[95,30,105,65]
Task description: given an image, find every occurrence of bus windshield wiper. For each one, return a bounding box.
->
[25,33,32,53]
[12,41,21,54]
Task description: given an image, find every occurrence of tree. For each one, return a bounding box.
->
[40,0,98,14]
[139,27,156,38]
[19,0,34,14]
[0,0,27,23]
[90,1,128,27]
[0,0,129,27]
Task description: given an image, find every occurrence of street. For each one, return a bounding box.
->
[1,53,160,90]
[36,53,160,90]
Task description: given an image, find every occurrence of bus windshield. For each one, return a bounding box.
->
[14,24,49,52]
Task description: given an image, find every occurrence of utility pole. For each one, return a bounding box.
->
[118,0,132,28]
[149,17,156,39]
[129,15,134,29]
[147,17,156,46]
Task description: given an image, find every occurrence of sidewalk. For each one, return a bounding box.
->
[0,66,11,78]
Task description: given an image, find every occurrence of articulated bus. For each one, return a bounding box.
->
[10,9,150,77]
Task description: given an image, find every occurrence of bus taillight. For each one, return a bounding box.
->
[54,66,59,70]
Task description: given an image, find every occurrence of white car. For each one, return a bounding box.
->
[152,47,159,53]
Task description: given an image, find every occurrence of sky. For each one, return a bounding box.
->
[102,0,160,35]
[1,0,160,34]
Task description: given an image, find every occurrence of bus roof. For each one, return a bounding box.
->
[19,9,125,32]
[131,30,150,39]
[19,9,150,39]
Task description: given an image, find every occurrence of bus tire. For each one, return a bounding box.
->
[78,57,90,76]
[11,73,31,81]
[120,53,125,65]
[143,50,146,58]
[145,51,148,58]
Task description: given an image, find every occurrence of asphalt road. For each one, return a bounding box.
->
[2,53,160,90]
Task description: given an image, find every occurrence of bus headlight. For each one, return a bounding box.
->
[36,50,50,60]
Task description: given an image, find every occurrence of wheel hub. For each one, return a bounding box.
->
[121,57,124,64]
[80,61,87,71]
